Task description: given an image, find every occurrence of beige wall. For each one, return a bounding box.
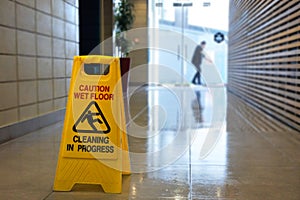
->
[0,0,79,128]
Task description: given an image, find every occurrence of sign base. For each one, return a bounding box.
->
[53,159,122,193]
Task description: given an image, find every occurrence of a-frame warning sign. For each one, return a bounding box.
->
[53,56,130,193]
[73,101,111,134]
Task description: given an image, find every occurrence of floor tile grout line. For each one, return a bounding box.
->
[42,191,53,200]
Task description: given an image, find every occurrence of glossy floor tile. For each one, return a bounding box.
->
[0,85,299,200]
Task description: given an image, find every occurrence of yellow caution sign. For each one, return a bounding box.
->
[53,56,130,193]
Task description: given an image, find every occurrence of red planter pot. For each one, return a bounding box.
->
[120,57,131,125]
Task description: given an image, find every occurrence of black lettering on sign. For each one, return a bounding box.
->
[77,145,114,153]
[66,144,74,151]
[72,135,110,144]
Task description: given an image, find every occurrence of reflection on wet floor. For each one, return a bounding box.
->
[126,84,226,183]
[0,85,299,199]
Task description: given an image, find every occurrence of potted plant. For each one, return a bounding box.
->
[114,0,135,78]
[114,0,135,58]
[113,0,135,123]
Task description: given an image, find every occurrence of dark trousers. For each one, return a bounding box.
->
[192,70,201,85]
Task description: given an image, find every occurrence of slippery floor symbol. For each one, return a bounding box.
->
[73,101,111,134]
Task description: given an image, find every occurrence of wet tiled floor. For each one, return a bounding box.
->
[0,85,299,199]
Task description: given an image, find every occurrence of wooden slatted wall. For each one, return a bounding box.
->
[228,0,300,131]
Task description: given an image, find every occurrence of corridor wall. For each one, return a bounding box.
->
[0,0,79,143]
[228,0,300,131]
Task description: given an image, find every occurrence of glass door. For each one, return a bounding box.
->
[149,0,229,85]
[149,0,194,85]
